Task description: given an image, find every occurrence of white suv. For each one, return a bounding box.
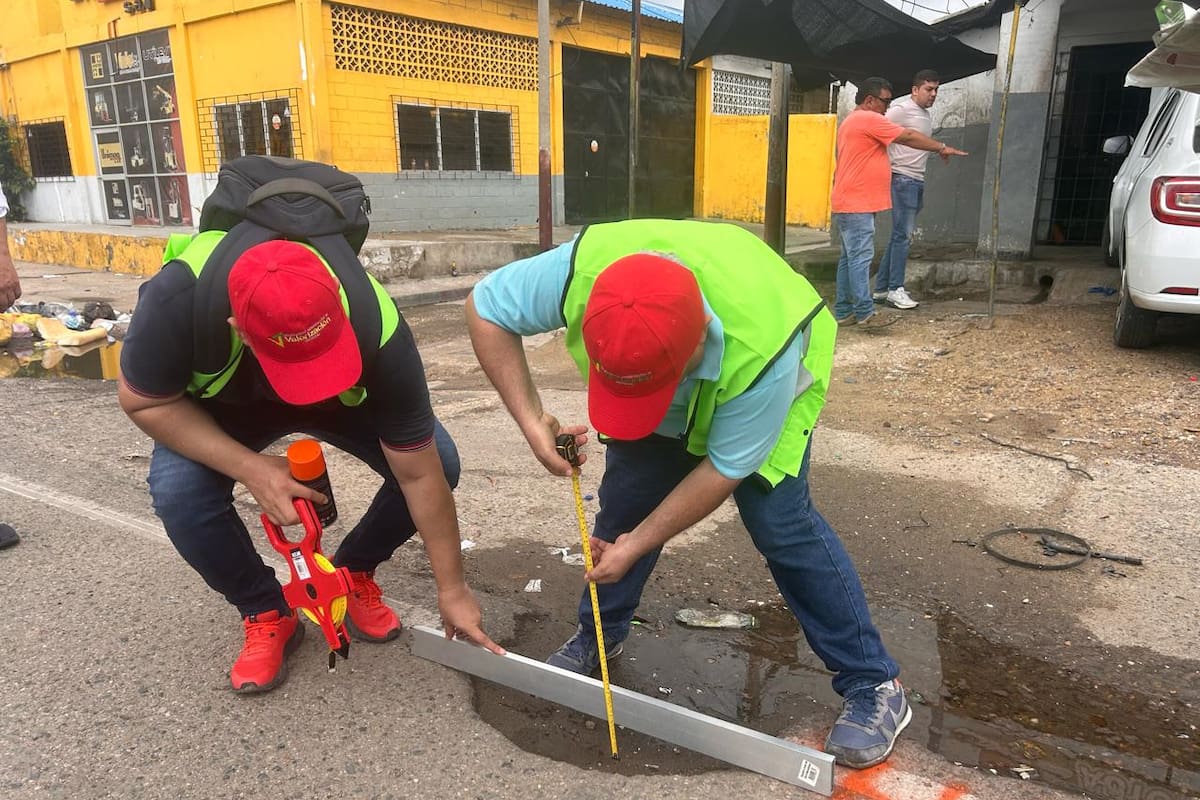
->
[1104,87,1200,348]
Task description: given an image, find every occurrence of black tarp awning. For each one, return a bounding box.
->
[683,0,1000,91]
[931,0,1016,36]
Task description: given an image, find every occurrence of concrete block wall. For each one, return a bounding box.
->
[356,173,541,231]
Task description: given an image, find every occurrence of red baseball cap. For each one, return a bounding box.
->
[228,240,362,406]
[583,254,706,440]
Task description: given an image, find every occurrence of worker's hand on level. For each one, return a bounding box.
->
[243,453,328,526]
[526,412,589,477]
[438,583,506,655]
[585,533,643,584]
[939,145,968,162]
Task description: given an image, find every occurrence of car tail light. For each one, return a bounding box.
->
[1151,176,1200,226]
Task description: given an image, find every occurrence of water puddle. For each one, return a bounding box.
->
[0,340,122,380]
[472,604,1199,797]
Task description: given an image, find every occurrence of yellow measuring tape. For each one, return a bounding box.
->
[562,445,619,759]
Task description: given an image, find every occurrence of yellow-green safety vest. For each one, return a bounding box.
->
[161,231,399,405]
[561,219,836,487]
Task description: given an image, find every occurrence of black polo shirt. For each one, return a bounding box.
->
[121,260,435,450]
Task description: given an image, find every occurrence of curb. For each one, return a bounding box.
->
[393,285,477,309]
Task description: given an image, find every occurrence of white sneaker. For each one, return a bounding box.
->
[886,287,918,310]
[872,290,887,303]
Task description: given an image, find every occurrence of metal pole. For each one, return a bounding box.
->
[764,62,790,254]
[537,0,553,251]
[628,0,641,218]
[989,1,1024,318]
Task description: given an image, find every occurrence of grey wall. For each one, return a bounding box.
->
[977,90,1053,258]
[915,121,990,244]
[357,173,548,232]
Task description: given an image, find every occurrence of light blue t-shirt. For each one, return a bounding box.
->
[471,239,805,481]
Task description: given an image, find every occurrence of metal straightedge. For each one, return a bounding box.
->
[409,625,834,795]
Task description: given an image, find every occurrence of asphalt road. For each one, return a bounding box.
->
[1,260,1193,800]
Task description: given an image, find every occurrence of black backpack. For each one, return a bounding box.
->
[189,156,381,390]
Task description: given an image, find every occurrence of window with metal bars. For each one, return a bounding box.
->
[196,90,302,172]
[22,119,73,180]
[395,101,516,176]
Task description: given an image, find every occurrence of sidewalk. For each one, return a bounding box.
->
[7,217,832,280]
[10,223,1118,319]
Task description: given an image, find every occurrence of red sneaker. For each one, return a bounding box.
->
[344,570,401,642]
[230,610,305,694]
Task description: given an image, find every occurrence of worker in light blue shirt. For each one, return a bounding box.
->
[466,219,909,770]
[469,237,804,481]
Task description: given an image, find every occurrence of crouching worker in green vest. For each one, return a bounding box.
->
[119,236,503,694]
[466,219,908,768]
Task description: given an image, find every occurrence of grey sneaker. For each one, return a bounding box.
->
[835,314,857,327]
[546,625,625,674]
[886,287,918,309]
[824,679,912,768]
[872,290,888,303]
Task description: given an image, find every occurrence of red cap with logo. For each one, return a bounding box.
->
[582,254,706,440]
[228,240,362,406]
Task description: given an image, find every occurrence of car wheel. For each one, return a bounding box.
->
[1113,269,1157,349]
[1101,218,1118,268]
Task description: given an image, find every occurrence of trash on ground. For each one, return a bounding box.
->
[460,539,476,551]
[1011,765,1039,780]
[523,578,542,593]
[674,608,758,629]
[550,546,586,566]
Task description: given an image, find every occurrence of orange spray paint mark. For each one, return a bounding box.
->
[833,763,895,800]
[833,763,972,800]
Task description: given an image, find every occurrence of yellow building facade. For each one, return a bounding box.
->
[0,0,834,238]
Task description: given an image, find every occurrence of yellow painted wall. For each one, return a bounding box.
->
[1,0,690,182]
[186,5,302,98]
[702,114,836,229]
[318,0,683,177]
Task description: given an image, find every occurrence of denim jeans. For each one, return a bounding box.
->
[876,174,925,293]
[833,212,877,321]
[576,434,898,696]
[146,403,460,617]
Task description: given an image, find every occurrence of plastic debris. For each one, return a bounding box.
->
[550,546,586,566]
[1010,765,1039,780]
[460,539,476,552]
[82,301,117,324]
[523,579,542,593]
[674,608,758,629]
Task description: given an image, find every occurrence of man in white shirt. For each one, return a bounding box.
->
[874,70,941,310]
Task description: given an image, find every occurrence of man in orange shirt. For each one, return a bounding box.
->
[831,78,966,326]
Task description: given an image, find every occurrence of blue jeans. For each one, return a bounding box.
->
[577,435,898,696]
[876,174,925,293]
[833,212,877,320]
[146,404,460,617]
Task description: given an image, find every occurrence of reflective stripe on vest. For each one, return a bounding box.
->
[561,220,835,487]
